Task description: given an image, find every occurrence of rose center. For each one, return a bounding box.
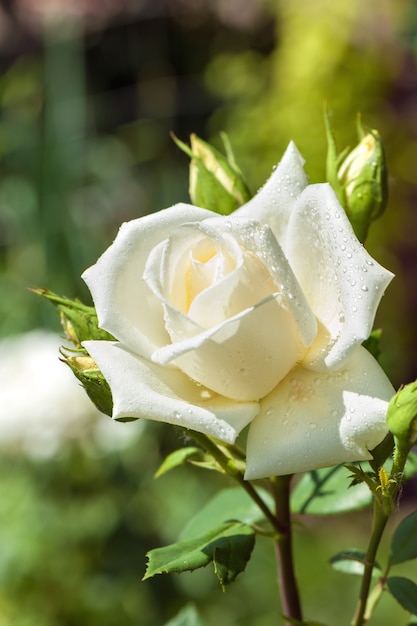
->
[184,238,234,314]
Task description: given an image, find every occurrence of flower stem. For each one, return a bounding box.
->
[351,441,409,626]
[186,429,284,534]
[186,431,302,621]
[271,475,303,625]
[350,503,389,626]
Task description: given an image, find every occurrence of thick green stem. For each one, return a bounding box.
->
[272,475,303,625]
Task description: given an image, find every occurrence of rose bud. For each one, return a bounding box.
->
[172,133,251,214]
[337,124,388,243]
[387,381,417,447]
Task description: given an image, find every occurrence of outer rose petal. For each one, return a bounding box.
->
[82,204,213,360]
[284,183,394,370]
[235,141,308,242]
[245,345,394,479]
[83,340,259,443]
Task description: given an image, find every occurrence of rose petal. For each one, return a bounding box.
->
[284,183,394,370]
[245,345,394,479]
[145,218,316,401]
[234,141,308,242]
[82,204,213,359]
[83,340,258,443]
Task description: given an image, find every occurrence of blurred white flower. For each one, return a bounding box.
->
[0,330,143,459]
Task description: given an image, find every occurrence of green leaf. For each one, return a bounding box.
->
[163,604,209,626]
[330,550,381,577]
[144,521,255,590]
[404,451,417,480]
[389,509,417,565]
[291,465,372,514]
[362,329,382,362]
[154,447,202,478]
[179,487,274,541]
[387,577,417,615]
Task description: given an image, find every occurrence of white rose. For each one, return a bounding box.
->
[82,142,394,479]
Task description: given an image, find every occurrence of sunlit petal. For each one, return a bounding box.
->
[245,345,394,479]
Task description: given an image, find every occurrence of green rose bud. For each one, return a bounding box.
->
[61,350,114,417]
[33,288,116,416]
[337,124,388,243]
[324,109,388,243]
[32,288,114,347]
[172,132,251,215]
[386,381,417,447]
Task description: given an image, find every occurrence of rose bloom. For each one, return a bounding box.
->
[83,143,394,479]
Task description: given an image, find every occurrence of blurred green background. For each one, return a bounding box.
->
[1,1,417,624]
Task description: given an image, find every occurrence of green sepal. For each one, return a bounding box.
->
[386,577,417,615]
[329,549,381,577]
[172,132,251,215]
[389,509,417,566]
[61,348,113,417]
[290,465,372,515]
[143,521,255,590]
[32,288,114,347]
[324,103,346,206]
[154,447,204,478]
[368,433,394,474]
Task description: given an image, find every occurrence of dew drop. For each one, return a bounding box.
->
[361,285,368,291]
[352,306,358,312]
[347,252,352,259]
[331,410,338,417]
